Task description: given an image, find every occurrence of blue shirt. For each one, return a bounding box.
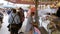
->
[8,12,20,24]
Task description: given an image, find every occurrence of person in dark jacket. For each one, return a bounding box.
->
[17,7,25,30]
[17,7,25,33]
[17,7,24,23]
[56,7,60,17]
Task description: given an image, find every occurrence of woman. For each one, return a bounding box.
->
[25,6,36,34]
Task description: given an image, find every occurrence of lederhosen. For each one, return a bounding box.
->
[8,14,20,33]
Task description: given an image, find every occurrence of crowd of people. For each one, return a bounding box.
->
[8,8,24,34]
[0,4,60,34]
[0,7,24,34]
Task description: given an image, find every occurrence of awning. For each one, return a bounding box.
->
[5,0,54,5]
[6,0,35,5]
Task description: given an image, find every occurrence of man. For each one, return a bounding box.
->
[8,8,20,34]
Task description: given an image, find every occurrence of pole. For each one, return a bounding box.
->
[34,0,39,28]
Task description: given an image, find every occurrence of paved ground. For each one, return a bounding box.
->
[0,14,10,34]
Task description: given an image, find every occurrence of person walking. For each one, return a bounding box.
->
[17,7,25,29]
[25,6,36,34]
[8,8,20,34]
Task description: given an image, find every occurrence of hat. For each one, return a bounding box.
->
[30,6,36,13]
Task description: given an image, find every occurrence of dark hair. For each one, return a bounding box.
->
[19,7,24,11]
[19,7,23,10]
[12,9,16,13]
[31,12,35,16]
[17,12,20,16]
[58,7,60,10]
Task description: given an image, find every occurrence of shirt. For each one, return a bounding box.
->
[8,12,20,24]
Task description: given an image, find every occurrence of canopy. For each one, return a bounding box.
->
[6,0,35,5]
[5,0,53,5]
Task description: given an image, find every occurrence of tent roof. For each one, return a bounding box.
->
[6,0,55,5]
